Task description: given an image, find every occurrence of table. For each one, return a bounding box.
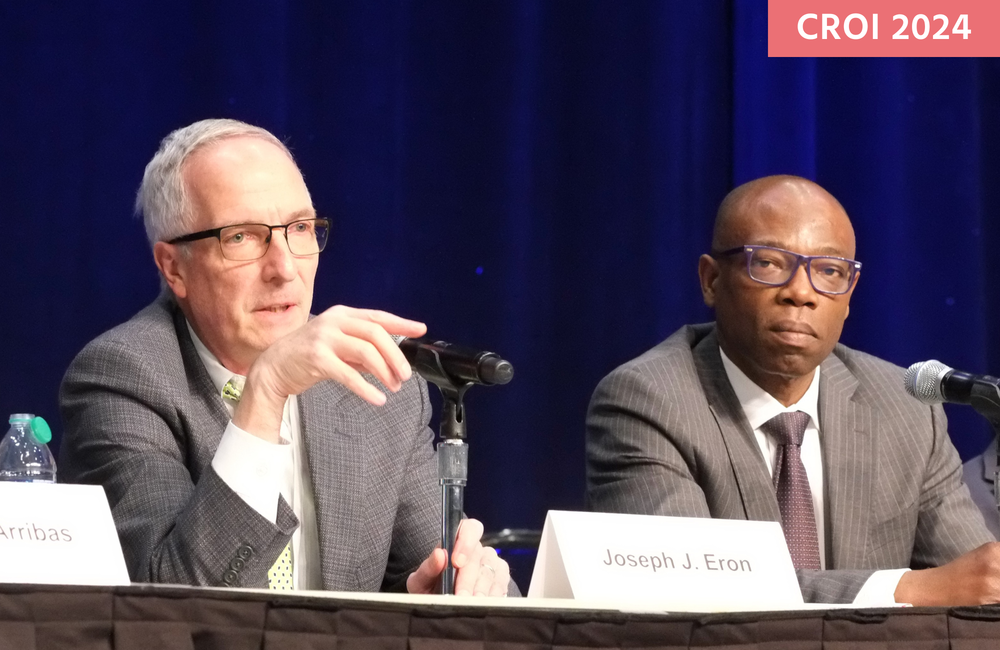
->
[3,583,1000,649]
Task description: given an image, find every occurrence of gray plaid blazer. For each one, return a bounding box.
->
[587,323,994,603]
[59,293,441,592]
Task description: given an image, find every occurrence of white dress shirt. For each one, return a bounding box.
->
[719,347,907,605]
[188,324,322,590]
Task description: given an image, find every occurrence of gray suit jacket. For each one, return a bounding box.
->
[587,324,993,603]
[59,294,441,592]
[963,437,1000,540]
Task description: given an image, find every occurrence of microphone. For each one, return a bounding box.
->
[398,336,514,387]
[903,360,1000,405]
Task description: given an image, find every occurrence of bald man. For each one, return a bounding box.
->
[587,175,999,605]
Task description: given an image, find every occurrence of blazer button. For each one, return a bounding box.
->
[222,569,238,585]
[237,544,254,560]
[230,557,245,572]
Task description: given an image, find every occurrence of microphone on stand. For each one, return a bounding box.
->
[903,360,1000,405]
[393,334,514,596]
[904,359,1000,513]
[398,336,514,387]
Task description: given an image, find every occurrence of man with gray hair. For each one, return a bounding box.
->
[60,118,513,596]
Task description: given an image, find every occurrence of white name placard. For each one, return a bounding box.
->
[527,510,802,612]
[0,482,130,586]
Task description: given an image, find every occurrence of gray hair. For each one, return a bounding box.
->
[135,118,297,247]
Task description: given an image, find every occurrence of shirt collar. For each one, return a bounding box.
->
[186,321,241,398]
[718,346,821,432]
[186,321,293,446]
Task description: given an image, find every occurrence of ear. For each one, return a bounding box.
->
[698,254,720,308]
[153,242,188,299]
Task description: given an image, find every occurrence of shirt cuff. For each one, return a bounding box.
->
[211,420,291,524]
[852,568,911,606]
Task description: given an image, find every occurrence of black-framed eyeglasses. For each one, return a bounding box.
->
[713,245,861,295]
[167,218,331,261]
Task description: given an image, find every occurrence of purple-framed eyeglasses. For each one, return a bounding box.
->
[713,245,861,295]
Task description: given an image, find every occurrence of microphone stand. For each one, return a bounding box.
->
[968,383,1000,513]
[436,381,471,595]
[407,346,474,595]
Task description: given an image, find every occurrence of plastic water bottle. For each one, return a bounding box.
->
[0,414,57,483]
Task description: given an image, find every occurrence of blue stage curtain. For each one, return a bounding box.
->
[0,0,996,534]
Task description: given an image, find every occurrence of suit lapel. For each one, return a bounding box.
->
[819,350,873,570]
[299,382,365,590]
[171,299,230,470]
[693,330,782,523]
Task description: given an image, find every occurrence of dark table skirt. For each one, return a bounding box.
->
[1,584,1000,649]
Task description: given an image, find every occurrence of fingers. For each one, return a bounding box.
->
[334,334,401,392]
[406,519,509,598]
[454,546,510,597]
[450,518,485,569]
[406,547,447,594]
[453,543,483,596]
[353,307,428,339]
[473,548,510,597]
[488,559,511,597]
[326,355,388,406]
[305,305,427,401]
[247,304,428,409]
[338,317,413,386]
[450,519,509,597]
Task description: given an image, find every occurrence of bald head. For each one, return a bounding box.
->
[698,174,859,406]
[712,175,854,255]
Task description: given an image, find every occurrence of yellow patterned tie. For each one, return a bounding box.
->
[268,543,294,591]
[223,376,295,591]
[222,375,245,405]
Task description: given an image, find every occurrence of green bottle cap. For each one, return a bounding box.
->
[29,417,52,444]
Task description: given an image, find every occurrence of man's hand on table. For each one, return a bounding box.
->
[895,542,1000,606]
[406,519,511,597]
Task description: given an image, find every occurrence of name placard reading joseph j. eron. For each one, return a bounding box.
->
[527,510,802,612]
[0,482,130,586]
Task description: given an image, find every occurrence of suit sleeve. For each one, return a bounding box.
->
[586,365,718,518]
[378,377,440,591]
[911,404,995,566]
[586,364,877,604]
[59,338,297,588]
[806,400,995,603]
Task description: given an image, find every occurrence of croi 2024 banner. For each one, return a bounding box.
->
[768,0,1000,56]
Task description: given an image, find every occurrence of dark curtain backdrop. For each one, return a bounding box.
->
[1,1,998,535]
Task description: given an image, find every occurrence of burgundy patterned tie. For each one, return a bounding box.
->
[762,411,821,570]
